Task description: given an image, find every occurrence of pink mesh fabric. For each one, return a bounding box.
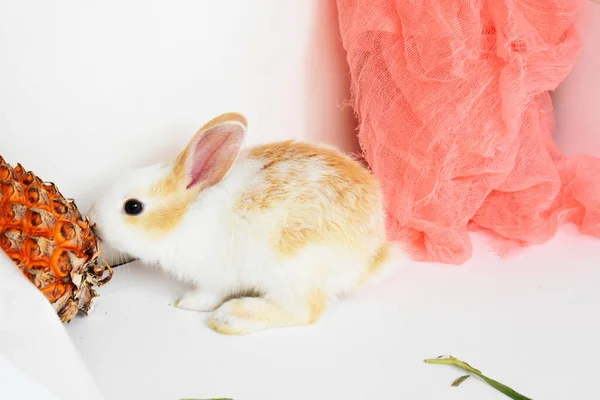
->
[337,0,600,263]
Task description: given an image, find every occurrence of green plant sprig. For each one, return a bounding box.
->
[425,355,533,400]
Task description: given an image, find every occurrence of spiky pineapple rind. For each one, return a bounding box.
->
[0,155,113,323]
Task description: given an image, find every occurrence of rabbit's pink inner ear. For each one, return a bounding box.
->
[186,123,245,189]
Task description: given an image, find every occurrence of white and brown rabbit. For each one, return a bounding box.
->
[89,113,401,335]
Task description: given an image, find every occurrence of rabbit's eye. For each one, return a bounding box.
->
[123,199,144,215]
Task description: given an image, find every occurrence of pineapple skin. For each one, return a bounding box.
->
[0,155,112,322]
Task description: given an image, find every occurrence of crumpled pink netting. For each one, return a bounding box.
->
[337,0,600,264]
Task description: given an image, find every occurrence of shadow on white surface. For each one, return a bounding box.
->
[66,227,599,400]
[304,0,360,156]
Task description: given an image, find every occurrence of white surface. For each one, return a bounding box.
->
[0,252,106,400]
[0,0,356,212]
[66,228,600,400]
[0,357,62,400]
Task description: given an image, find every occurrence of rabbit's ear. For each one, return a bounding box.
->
[175,113,247,191]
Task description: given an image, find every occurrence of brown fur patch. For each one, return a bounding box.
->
[307,289,328,324]
[149,160,184,197]
[239,141,383,259]
[126,192,195,236]
[355,243,391,288]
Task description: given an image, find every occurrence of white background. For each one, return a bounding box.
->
[0,0,357,211]
[1,1,599,400]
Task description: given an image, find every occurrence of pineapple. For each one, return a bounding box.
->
[0,155,112,322]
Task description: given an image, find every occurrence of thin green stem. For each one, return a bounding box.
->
[425,356,533,400]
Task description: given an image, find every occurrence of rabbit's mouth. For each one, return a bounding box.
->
[98,240,138,268]
[88,222,137,268]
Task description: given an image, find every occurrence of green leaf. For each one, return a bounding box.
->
[451,375,471,387]
[424,355,533,400]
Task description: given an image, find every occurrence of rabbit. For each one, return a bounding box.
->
[88,112,401,335]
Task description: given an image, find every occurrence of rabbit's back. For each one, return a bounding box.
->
[231,140,387,261]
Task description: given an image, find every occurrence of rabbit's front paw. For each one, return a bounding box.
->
[176,289,222,312]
